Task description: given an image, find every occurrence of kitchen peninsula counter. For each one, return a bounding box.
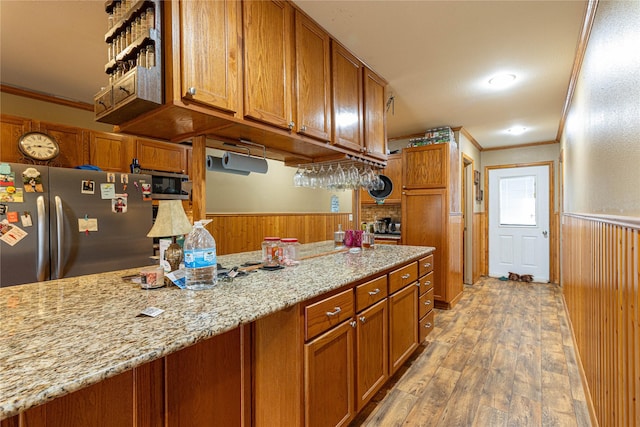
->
[0,241,434,419]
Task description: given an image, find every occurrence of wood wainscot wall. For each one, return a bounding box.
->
[205,213,354,255]
[561,213,639,426]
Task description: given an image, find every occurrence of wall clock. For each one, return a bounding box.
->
[18,132,60,162]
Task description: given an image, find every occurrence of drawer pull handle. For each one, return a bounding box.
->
[424,300,432,306]
[401,274,411,279]
[425,322,432,328]
[360,316,366,323]
[118,86,131,95]
[326,307,342,317]
[368,288,381,296]
[424,263,432,268]
[424,281,431,286]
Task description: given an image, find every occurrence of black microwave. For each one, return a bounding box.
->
[141,169,190,200]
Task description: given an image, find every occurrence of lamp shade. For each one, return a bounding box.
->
[147,200,193,237]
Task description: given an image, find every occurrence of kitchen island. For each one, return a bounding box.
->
[0,241,434,424]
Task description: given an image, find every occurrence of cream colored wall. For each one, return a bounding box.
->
[480,143,561,213]
[561,0,640,217]
[205,148,353,213]
[1,92,112,132]
[1,93,353,214]
[457,131,482,213]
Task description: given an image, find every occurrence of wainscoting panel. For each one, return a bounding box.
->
[561,213,639,426]
[205,213,354,255]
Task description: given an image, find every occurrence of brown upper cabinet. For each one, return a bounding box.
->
[0,120,89,168]
[103,0,387,165]
[179,0,242,114]
[243,0,295,130]
[294,10,332,142]
[88,131,133,172]
[363,68,388,160]
[331,41,364,153]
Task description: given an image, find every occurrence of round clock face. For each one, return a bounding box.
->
[18,132,60,161]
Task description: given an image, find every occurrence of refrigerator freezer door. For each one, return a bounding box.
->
[48,168,153,280]
[0,164,51,287]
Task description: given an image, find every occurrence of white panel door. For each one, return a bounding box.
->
[488,165,549,282]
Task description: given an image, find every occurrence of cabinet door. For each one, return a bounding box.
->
[0,114,32,162]
[136,138,187,173]
[243,0,294,129]
[21,370,135,427]
[180,0,241,113]
[388,283,418,374]
[356,299,388,411]
[402,143,448,189]
[165,328,245,426]
[294,10,331,142]
[38,122,86,168]
[402,189,445,301]
[305,319,355,427]
[88,131,133,172]
[363,67,387,160]
[331,41,363,153]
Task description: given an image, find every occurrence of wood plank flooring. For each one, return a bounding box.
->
[351,277,592,426]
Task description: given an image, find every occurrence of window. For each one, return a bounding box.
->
[499,175,536,226]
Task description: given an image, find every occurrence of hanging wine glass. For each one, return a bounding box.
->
[293,166,304,187]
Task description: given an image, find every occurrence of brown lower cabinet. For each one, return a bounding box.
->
[14,328,247,427]
[8,258,433,427]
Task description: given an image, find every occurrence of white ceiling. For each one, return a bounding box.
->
[0,0,587,149]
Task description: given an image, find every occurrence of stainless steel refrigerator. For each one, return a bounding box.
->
[0,163,153,287]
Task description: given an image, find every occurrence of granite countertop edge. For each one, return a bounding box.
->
[0,241,434,419]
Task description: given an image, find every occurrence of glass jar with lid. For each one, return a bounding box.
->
[262,237,282,267]
[281,238,300,266]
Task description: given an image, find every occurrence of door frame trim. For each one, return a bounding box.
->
[483,161,556,282]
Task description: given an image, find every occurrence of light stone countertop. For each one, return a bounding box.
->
[0,241,434,419]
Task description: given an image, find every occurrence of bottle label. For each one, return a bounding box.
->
[183,248,216,269]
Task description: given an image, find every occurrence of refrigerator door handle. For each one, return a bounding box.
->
[54,195,65,279]
[36,195,48,281]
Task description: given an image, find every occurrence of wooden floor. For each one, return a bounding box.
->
[351,277,592,427]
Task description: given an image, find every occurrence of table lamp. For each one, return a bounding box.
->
[147,200,193,271]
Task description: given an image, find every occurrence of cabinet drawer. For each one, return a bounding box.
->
[419,254,434,277]
[419,287,434,319]
[305,289,354,341]
[355,275,387,312]
[94,87,113,115]
[419,309,435,342]
[114,72,137,105]
[417,271,434,296]
[389,262,418,294]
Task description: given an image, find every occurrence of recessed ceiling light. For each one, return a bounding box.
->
[488,73,516,88]
[506,127,527,135]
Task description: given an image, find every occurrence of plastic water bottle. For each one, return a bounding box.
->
[183,221,217,290]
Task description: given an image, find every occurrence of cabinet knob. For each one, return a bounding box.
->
[288,121,295,130]
[301,125,307,132]
[350,320,357,328]
[326,306,341,317]
[368,288,380,296]
[425,322,432,328]
[187,87,197,96]
[359,316,366,323]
